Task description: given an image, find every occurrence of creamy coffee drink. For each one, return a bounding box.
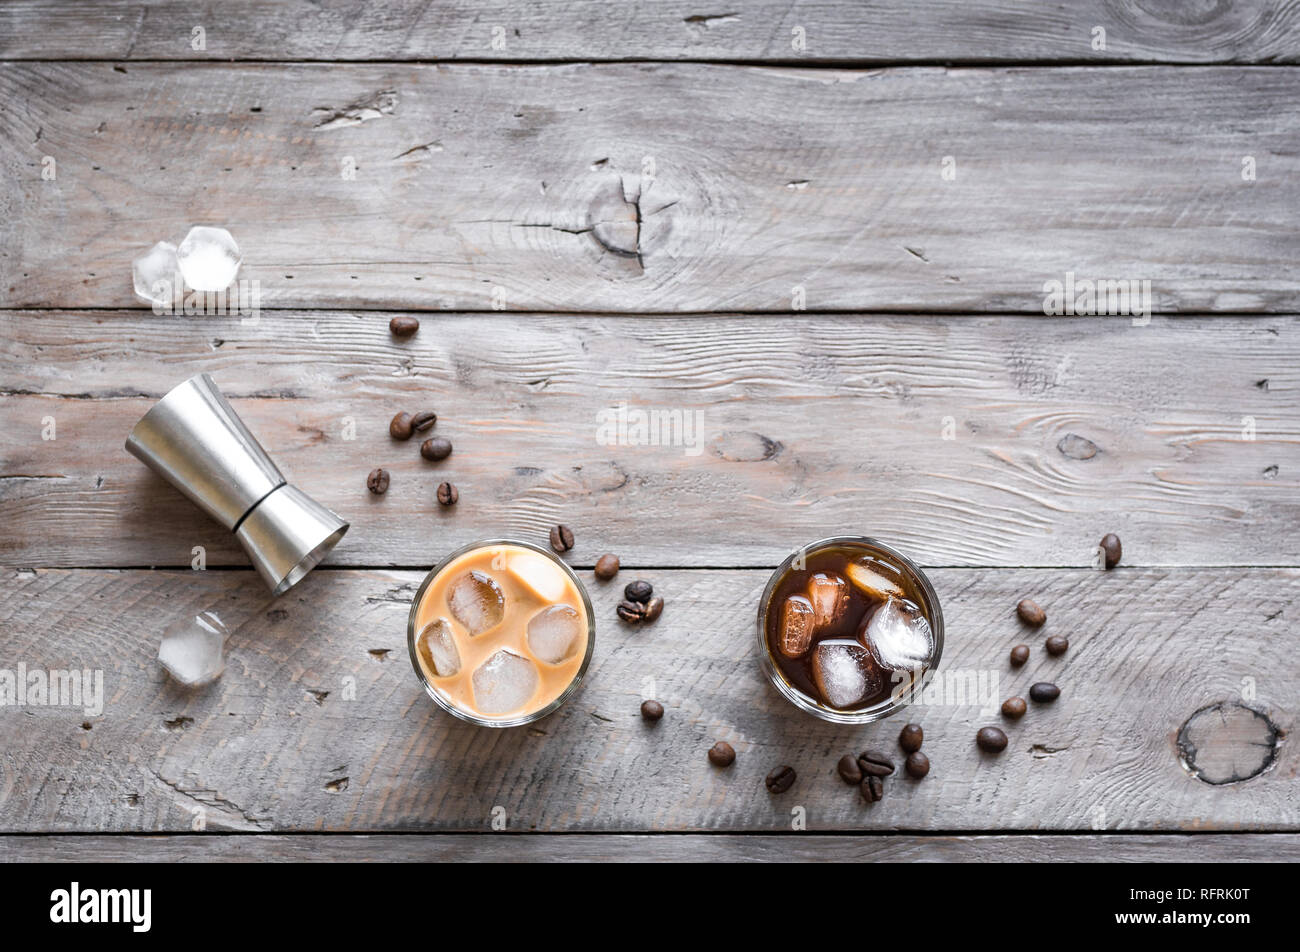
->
[409,542,592,724]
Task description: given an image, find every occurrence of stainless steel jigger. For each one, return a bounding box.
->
[125,373,348,596]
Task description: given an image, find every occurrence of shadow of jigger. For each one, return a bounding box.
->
[125,373,349,596]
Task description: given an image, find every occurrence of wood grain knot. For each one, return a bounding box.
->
[312,89,397,130]
[710,431,783,462]
[588,182,643,260]
[1056,433,1100,460]
[580,161,705,272]
[1176,700,1283,786]
[1125,0,1237,29]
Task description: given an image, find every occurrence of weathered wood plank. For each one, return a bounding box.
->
[4,833,1297,863]
[0,566,1293,833]
[3,64,1298,312]
[3,1,1299,64]
[2,311,1295,569]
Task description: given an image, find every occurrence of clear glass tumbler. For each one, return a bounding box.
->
[756,535,944,724]
[407,539,596,728]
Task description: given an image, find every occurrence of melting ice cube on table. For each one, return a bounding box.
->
[526,604,583,664]
[176,225,242,291]
[858,598,933,670]
[158,610,228,686]
[417,617,461,677]
[812,640,885,709]
[448,570,505,635]
[132,241,178,306]
[472,649,540,715]
[777,594,816,658]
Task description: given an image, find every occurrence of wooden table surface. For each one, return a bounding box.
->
[2,1,1298,862]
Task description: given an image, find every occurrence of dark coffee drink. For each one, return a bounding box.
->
[759,537,941,720]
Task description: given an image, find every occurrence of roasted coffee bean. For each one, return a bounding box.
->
[860,774,884,803]
[549,524,575,553]
[366,467,390,495]
[624,580,653,603]
[420,437,452,461]
[410,410,437,434]
[765,765,796,794]
[436,481,458,506]
[389,315,420,337]
[837,754,863,785]
[1029,682,1061,703]
[640,699,664,721]
[1045,634,1069,656]
[642,596,664,623]
[905,751,930,779]
[1100,533,1122,569]
[708,741,736,767]
[1010,644,1030,667]
[617,600,645,623]
[857,748,895,777]
[976,726,1009,752]
[1001,696,1027,719]
[594,554,620,580]
[898,723,924,753]
[1017,598,1046,627]
[389,411,414,440]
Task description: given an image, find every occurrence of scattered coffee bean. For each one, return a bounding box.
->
[616,590,665,629]
[389,315,419,337]
[765,765,796,794]
[389,411,414,440]
[976,726,1008,752]
[1100,533,1122,569]
[857,748,895,777]
[1010,644,1030,667]
[436,481,458,506]
[1001,696,1027,719]
[860,774,884,803]
[898,723,924,753]
[905,751,930,779]
[1045,634,1069,656]
[624,580,653,603]
[1029,682,1060,703]
[420,437,452,461]
[708,741,736,767]
[617,600,645,623]
[1017,598,1046,627]
[366,467,390,495]
[409,412,436,435]
[594,554,620,580]
[837,754,863,785]
[640,699,664,721]
[549,524,575,553]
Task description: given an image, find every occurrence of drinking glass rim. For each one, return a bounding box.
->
[756,535,944,724]
[406,538,596,728]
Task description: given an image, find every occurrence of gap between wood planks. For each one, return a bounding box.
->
[3,307,1298,317]
[3,828,1298,837]
[3,833,1298,865]
[17,564,1300,572]
[9,58,1300,68]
